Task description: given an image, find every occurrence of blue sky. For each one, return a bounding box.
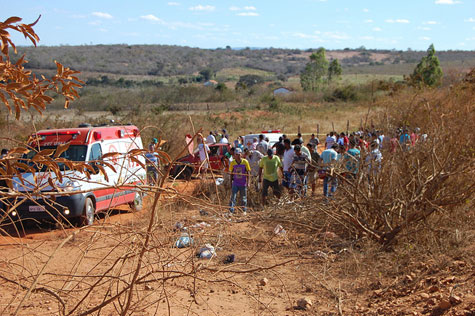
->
[2,0,474,50]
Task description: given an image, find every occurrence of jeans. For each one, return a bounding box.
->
[229,185,247,213]
[323,176,337,197]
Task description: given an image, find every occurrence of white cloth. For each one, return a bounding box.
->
[219,137,229,144]
[326,136,336,149]
[283,147,295,172]
[258,140,269,154]
[206,134,216,144]
[198,143,209,161]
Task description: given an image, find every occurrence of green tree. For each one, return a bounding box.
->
[199,68,215,81]
[410,44,443,87]
[300,48,329,91]
[328,59,342,82]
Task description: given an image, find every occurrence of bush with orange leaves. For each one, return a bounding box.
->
[0,16,83,119]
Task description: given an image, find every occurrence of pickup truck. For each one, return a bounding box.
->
[171,143,231,180]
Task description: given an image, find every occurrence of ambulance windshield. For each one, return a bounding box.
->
[24,145,88,171]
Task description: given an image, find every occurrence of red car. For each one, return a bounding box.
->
[171,143,231,180]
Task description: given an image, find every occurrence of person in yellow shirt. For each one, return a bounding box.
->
[229,148,251,214]
[258,149,283,205]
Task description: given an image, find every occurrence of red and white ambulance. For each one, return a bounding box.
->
[9,124,146,226]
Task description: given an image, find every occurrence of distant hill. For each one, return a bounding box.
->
[13,45,475,78]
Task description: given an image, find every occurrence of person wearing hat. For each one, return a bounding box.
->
[229,147,251,214]
[148,138,158,151]
[259,148,283,205]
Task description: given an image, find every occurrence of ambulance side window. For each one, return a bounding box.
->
[89,143,103,161]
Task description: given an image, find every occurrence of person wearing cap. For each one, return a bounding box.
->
[320,143,339,198]
[229,147,251,214]
[259,149,283,205]
[148,138,158,151]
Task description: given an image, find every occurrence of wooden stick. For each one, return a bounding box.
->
[332,122,335,132]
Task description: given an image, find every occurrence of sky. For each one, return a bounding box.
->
[2,0,475,50]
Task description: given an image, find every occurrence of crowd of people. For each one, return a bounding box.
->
[196,126,426,215]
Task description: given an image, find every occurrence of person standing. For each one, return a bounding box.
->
[229,148,251,214]
[306,143,320,196]
[282,138,294,190]
[325,132,336,149]
[197,136,210,177]
[206,131,216,144]
[258,149,283,205]
[258,134,269,154]
[272,136,285,159]
[309,134,320,148]
[320,144,339,198]
[291,145,310,196]
[344,140,360,179]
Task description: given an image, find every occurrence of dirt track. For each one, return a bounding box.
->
[0,178,474,315]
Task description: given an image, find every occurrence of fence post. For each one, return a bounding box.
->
[332,122,335,132]
[298,125,301,135]
[346,120,349,135]
[317,124,320,136]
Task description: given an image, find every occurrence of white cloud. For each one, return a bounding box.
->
[92,12,113,19]
[363,8,369,12]
[229,6,240,11]
[168,2,180,5]
[237,12,259,16]
[324,31,349,40]
[244,6,257,11]
[419,36,431,41]
[140,14,164,23]
[364,19,373,23]
[189,5,215,11]
[424,21,438,25]
[71,14,87,19]
[373,27,382,31]
[435,0,461,4]
[385,19,410,23]
[465,18,475,22]
[466,36,475,41]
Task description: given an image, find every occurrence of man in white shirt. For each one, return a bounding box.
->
[325,132,337,149]
[282,138,294,189]
[219,135,229,144]
[206,131,216,144]
[258,134,269,154]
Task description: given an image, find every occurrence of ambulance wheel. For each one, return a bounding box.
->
[130,191,143,212]
[78,198,95,226]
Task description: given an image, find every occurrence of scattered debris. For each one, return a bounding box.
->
[260,278,269,286]
[197,244,216,259]
[314,250,328,259]
[273,224,286,236]
[174,221,185,231]
[199,209,209,216]
[296,297,313,310]
[438,299,451,310]
[191,221,211,229]
[215,178,224,185]
[449,294,462,305]
[224,254,235,264]
[322,231,338,239]
[174,234,193,248]
[144,284,154,291]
